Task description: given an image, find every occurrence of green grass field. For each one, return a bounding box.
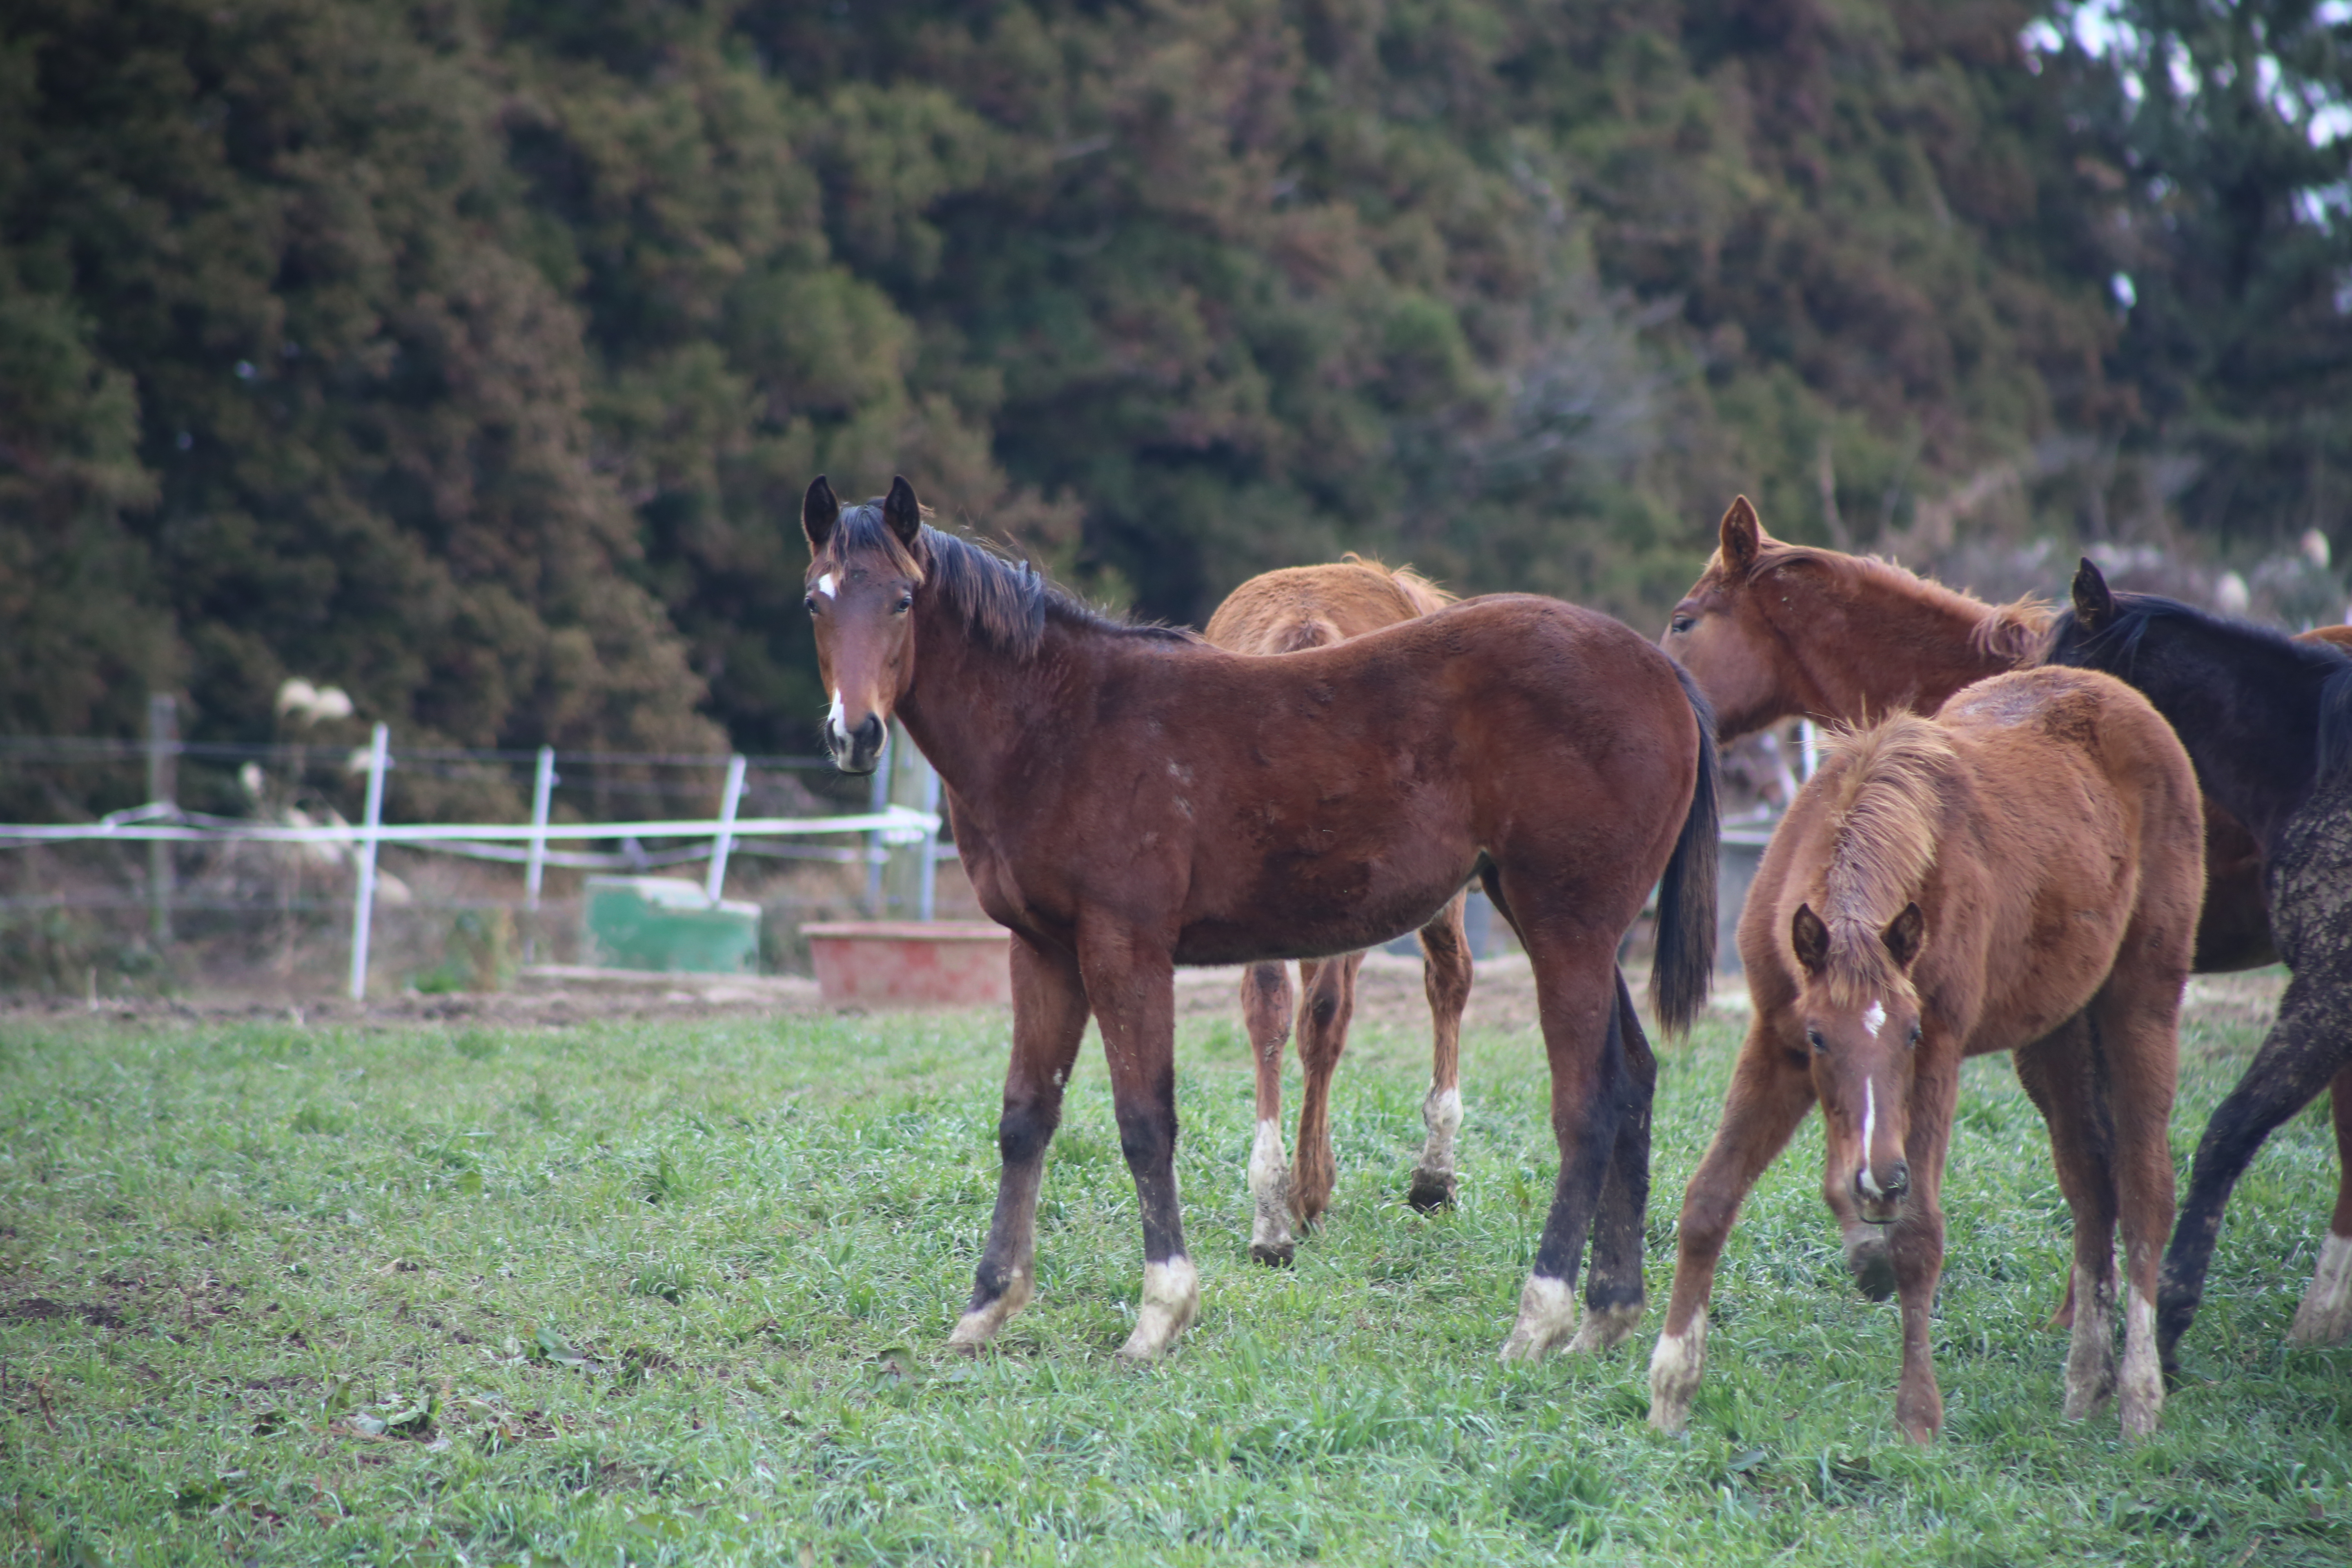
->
[2,984,2347,1566]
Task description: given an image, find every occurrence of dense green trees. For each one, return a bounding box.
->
[2,0,2345,767]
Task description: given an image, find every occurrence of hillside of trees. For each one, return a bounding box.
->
[4,0,2348,777]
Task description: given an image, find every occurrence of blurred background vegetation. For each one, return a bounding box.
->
[4,0,2350,769]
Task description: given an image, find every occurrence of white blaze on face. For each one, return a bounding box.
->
[1862,998,1886,1038]
[826,688,846,741]
[815,572,837,599]
[1857,1078,1882,1198]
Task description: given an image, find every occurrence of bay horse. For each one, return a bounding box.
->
[802,476,1717,1362]
[2047,559,2352,1364]
[1203,561,1477,1264]
[1664,495,2352,1332]
[1646,669,2203,1442]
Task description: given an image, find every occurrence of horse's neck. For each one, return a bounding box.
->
[2138,645,2323,849]
[893,613,1102,820]
[1789,586,2007,722]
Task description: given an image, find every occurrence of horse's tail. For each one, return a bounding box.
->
[1650,660,1720,1038]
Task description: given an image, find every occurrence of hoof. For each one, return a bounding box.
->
[1565,1298,1644,1354]
[1248,1240,1295,1268]
[1405,1169,1457,1212]
[1846,1235,1896,1301]
[1114,1256,1199,1363]
[1646,1313,1706,1432]
[2287,1234,2352,1347]
[946,1272,1033,1353]
[1498,1274,1579,1363]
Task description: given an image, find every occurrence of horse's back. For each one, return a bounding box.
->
[1743,666,2200,1046]
[1205,561,1449,655]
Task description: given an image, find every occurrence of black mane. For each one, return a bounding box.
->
[830,502,1199,660]
[2046,589,2352,787]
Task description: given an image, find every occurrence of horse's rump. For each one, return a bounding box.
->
[1205,558,1457,656]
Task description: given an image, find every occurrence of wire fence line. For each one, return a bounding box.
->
[0,720,945,999]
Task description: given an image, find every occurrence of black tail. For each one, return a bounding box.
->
[1649,660,1719,1038]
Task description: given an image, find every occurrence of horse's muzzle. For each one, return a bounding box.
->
[827,713,886,775]
[1854,1158,1910,1224]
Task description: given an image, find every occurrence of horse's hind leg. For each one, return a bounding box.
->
[2090,971,2182,1439]
[1241,961,1298,1265]
[1568,969,1653,1352]
[1501,938,1637,1362]
[2015,1015,2123,1421]
[1408,892,1474,1212]
[1290,951,1365,1227]
[950,935,1091,1352]
[2163,968,2352,1370]
[2286,1062,2352,1345]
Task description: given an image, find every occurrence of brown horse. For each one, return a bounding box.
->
[1664,495,2352,1336]
[1203,561,1474,1264]
[1647,670,2204,1442]
[803,476,1717,1362]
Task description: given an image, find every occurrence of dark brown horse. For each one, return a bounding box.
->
[1647,670,2204,1441]
[1664,495,2352,1336]
[2047,562,2352,1365]
[1203,561,1474,1264]
[803,476,1717,1361]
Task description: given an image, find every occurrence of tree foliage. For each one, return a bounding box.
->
[2,0,2344,765]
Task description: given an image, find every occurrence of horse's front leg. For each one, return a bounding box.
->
[1648,1028,1816,1431]
[950,933,1091,1351]
[1408,892,1474,1212]
[2287,1062,2352,1346]
[1082,927,1196,1362]
[1500,941,1633,1362]
[1568,970,1653,1352]
[1889,1065,1956,1443]
[1239,961,1297,1265]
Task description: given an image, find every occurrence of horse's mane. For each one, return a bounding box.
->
[2051,590,2352,786]
[1338,552,1457,617]
[829,502,1198,661]
[1755,543,2051,667]
[1807,713,1958,1003]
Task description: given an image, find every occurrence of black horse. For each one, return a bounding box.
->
[2045,558,2352,1369]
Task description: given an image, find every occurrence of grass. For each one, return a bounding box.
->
[0,987,2348,1566]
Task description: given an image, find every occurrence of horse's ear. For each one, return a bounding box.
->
[1791,903,1830,976]
[1882,902,1926,971]
[883,475,923,550]
[1720,496,1764,576]
[2071,557,2116,632]
[803,475,841,555]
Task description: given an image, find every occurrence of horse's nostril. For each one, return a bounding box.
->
[1885,1160,1910,1198]
[853,714,884,753]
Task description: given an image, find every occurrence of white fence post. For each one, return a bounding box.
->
[522,745,555,963]
[347,722,389,1000]
[705,753,746,904]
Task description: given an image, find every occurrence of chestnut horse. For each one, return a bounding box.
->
[1647,670,2203,1442]
[1664,496,2352,1339]
[1204,561,1477,1264]
[2047,561,2352,1364]
[803,477,1717,1361]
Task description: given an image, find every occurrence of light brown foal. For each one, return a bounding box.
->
[1205,561,1474,1263]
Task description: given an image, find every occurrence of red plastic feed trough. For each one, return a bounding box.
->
[800,921,1013,1009]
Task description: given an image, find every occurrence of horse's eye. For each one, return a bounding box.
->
[893,592,913,614]
[1805,1027,1826,1054]
[1907,1022,1922,1047]
[804,595,818,615]
[1670,614,1696,635]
